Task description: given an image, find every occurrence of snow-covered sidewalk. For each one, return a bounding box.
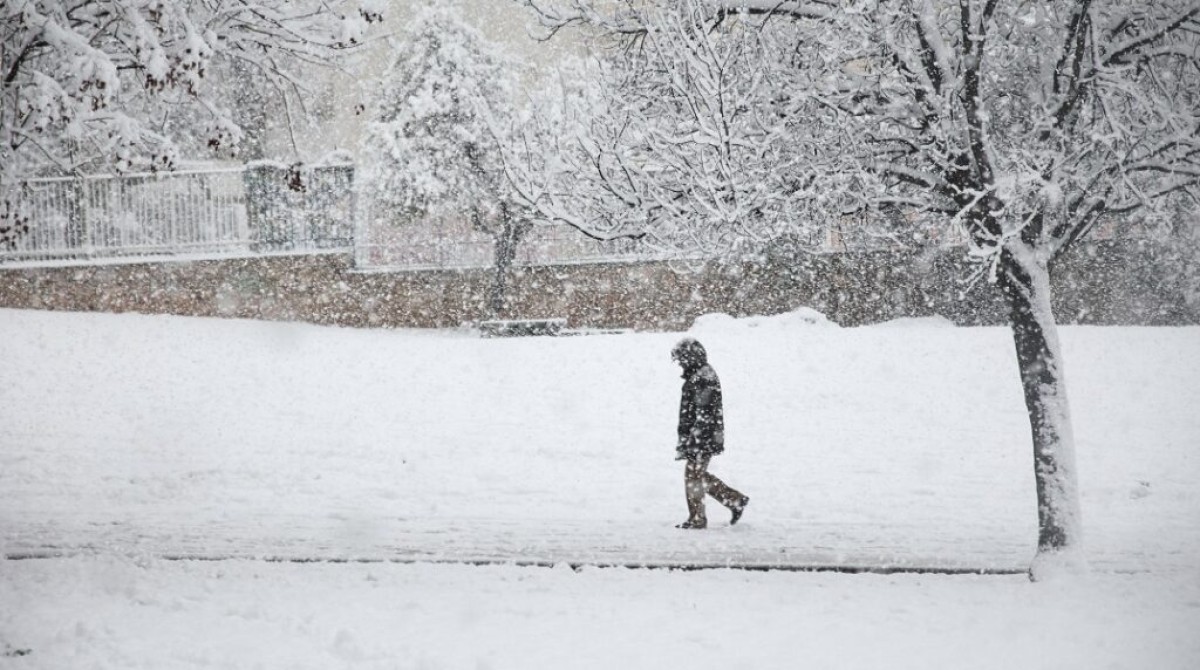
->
[7,514,1038,573]
[3,309,1197,573]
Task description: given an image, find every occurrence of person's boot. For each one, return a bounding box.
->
[683,475,707,530]
[730,497,749,525]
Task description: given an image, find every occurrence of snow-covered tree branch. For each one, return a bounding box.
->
[0,0,383,180]
[1,0,383,248]
[506,0,850,257]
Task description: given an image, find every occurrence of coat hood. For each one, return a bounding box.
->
[671,337,708,371]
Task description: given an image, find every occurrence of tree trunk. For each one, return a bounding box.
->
[487,206,523,317]
[489,239,513,317]
[996,242,1085,579]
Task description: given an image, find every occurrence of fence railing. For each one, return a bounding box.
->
[0,163,354,265]
[1,160,968,271]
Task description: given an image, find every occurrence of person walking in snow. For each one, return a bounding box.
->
[671,338,749,529]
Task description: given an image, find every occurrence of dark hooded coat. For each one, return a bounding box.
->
[672,338,725,461]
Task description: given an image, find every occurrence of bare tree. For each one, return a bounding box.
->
[504,1,829,257]
[519,0,1200,578]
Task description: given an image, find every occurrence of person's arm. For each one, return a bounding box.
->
[691,380,718,441]
[677,382,695,449]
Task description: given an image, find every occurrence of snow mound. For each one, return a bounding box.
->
[690,307,833,334]
[870,316,957,329]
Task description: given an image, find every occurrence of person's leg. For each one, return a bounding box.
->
[702,471,747,509]
[702,464,749,524]
[680,454,710,528]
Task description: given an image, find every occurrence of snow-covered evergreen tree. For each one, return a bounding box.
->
[362,3,533,314]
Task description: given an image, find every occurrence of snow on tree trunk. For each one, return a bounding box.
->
[997,241,1084,580]
[488,217,518,317]
[489,255,512,317]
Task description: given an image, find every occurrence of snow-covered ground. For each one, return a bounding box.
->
[1,307,1198,669]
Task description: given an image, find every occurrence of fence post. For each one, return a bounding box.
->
[71,175,92,258]
[337,164,355,249]
[244,162,288,252]
[352,165,372,267]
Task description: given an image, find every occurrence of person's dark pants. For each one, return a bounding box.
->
[684,454,747,526]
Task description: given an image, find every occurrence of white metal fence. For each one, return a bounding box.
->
[1,161,957,270]
[0,163,354,265]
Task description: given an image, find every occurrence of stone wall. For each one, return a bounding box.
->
[0,241,1195,330]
